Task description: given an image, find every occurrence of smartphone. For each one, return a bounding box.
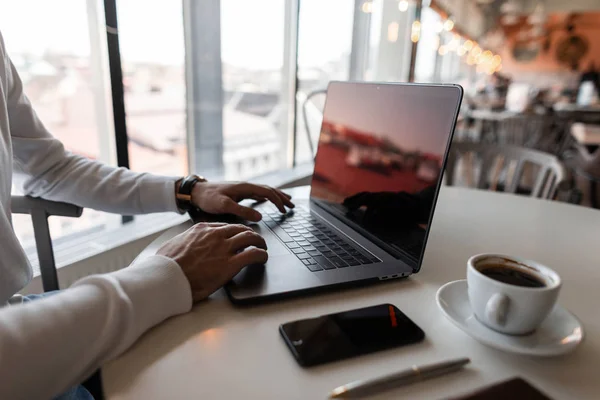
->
[279,304,425,367]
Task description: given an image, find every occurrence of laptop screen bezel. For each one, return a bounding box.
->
[308,81,464,273]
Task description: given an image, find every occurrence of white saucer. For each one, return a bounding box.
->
[436,280,584,356]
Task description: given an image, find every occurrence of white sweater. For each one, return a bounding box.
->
[0,32,192,399]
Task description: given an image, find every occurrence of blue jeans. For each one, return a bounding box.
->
[22,293,95,400]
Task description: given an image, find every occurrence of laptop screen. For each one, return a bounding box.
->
[310,82,462,268]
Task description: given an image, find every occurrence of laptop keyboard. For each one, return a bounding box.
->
[260,205,381,272]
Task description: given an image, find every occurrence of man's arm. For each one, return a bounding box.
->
[0,221,267,400]
[3,43,179,215]
[0,256,192,400]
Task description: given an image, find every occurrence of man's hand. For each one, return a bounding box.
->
[191,182,294,222]
[157,222,268,302]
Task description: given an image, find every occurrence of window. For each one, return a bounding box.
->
[295,0,354,164]
[220,0,289,180]
[117,0,188,176]
[415,7,442,83]
[1,0,118,247]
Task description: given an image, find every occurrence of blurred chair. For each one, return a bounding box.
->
[11,196,104,399]
[562,124,600,208]
[300,88,327,158]
[497,115,549,148]
[445,142,577,202]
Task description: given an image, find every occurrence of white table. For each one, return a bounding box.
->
[103,186,600,400]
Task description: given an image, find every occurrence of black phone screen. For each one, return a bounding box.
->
[279,304,424,367]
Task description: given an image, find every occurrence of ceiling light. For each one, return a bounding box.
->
[443,19,454,31]
[387,22,399,42]
[411,20,421,42]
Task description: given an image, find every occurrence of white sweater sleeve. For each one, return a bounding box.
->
[0,255,192,400]
[4,42,180,215]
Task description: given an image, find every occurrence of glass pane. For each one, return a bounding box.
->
[117,0,188,176]
[220,0,288,180]
[1,0,118,248]
[295,0,354,164]
[415,7,441,83]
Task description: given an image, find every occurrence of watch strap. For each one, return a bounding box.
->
[176,175,206,211]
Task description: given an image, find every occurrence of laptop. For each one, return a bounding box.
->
[224,82,463,304]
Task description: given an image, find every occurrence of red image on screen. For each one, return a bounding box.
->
[311,83,458,207]
[312,120,442,204]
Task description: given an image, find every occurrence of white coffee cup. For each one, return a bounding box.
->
[467,254,561,335]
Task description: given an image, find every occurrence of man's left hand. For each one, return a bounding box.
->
[191,182,294,222]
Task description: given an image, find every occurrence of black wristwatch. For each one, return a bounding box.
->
[175,174,207,211]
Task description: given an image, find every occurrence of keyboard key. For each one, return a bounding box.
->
[306,263,323,272]
[315,245,327,251]
[341,254,354,261]
[308,250,321,256]
[272,227,294,243]
[322,239,335,246]
[302,258,316,265]
[296,241,310,247]
[289,233,302,238]
[292,248,305,254]
[302,245,316,252]
[315,234,326,239]
[341,244,354,250]
[314,256,336,270]
[356,255,371,264]
[298,253,311,260]
[347,259,361,266]
[286,242,300,249]
[307,237,320,243]
[265,220,277,229]
[329,257,349,268]
[333,248,347,255]
[322,250,335,257]
[349,249,361,256]
[297,229,309,234]
[333,238,345,244]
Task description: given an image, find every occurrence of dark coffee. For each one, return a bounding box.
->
[479,265,546,288]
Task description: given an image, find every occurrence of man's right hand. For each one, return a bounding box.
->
[157,223,267,302]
